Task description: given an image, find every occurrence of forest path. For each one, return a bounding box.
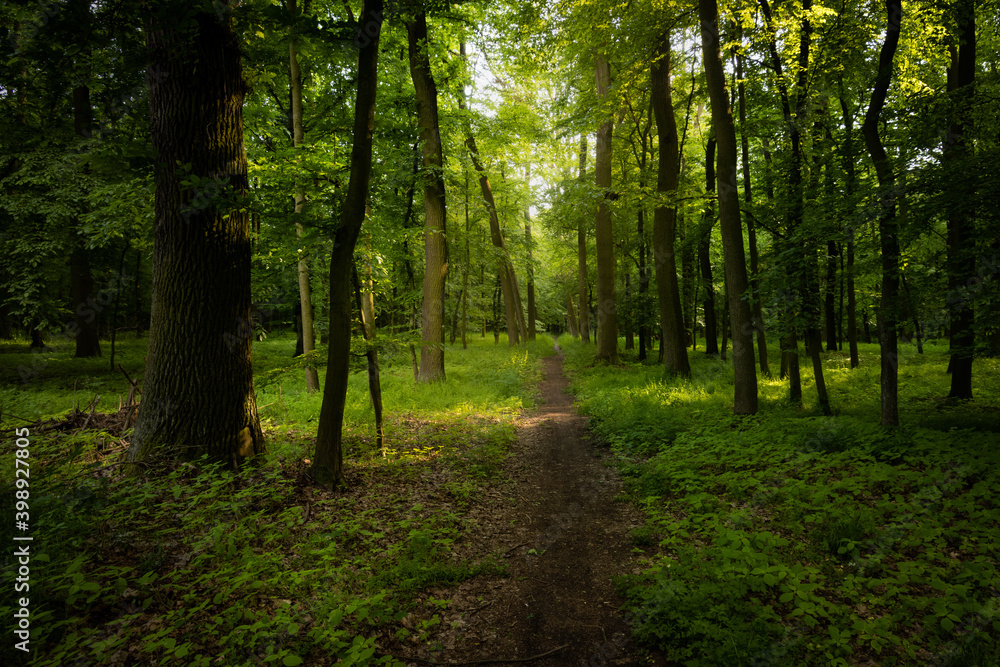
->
[398,347,666,666]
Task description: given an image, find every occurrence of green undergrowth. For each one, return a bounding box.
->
[558,335,1000,666]
[0,334,554,665]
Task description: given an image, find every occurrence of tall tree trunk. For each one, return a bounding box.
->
[863,0,903,426]
[946,0,976,399]
[839,91,861,368]
[699,0,759,415]
[407,11,447,380]
[825,241,839,351]
[289,0,319,392]
[524,207,536,341]
[128,2,263,469]
[70,0,101,359]
[461,172,470,349]
[700,136,719,355]
[578,135,591,344]
[594,53,618,363]
[311,0,383,489]
[651,33,691,378]
[736,34,769,376]
[680,212,696,348]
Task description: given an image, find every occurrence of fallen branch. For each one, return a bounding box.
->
[393,644,569,666]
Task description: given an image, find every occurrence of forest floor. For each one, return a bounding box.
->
[387,348,666,666]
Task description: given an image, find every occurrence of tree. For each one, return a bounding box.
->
[310,0,383,489]
[945,0,976,400]
[577,135,591,344]
[699,0,757,415]
[288,0,320,393]
[407,9,447,381]
[593,51,617,363]
[127,1,264,468]
[862,0,903,426]
[650,31,690,378]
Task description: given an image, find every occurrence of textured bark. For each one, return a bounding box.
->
[699,136,719,356]
[289,0,319,392]
[594,53,617,363]
[566,292,579,338]
[863,0,902,426]
[407,12,447,380]
[700,0,758,414]
[128,3,263,469]
[311,0,382,489]
[577,136,591,344]
[650,34,690,378]
[946,0,976,399]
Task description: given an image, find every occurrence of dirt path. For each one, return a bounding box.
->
[397,349,666,666]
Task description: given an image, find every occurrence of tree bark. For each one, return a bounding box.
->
[945,0,976,399]
[128,2,264,469]
[862,0,903,426]
[699,0,759,414]
[736,32,769,376]
[839,91,860,368]
[594,53,618,363]
[407,11,447,380]
[578,135,591,344]
[289,0,319,392]
[650,34,691,378]
[524,207,536,341]
[311,0,383,489]
[566,292,579,337]
[700,136,719,356]
[354,263,384,453]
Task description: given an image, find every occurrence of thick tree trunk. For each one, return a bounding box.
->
[946,0,976,399]
[70,244,102,358]
[407,12,447,380]
[863,0,903,426]
[289,3,319,392]
[700,0,759,415]
[128,3,263,469]
[566,292,579,337]
[699,136,719,356]
[311,0,382,489]
[650,35,691,377]
[594,53,618,363]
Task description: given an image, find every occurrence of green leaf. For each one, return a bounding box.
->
[282,656,303,666]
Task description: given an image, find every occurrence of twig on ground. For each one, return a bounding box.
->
[393,643,569,665]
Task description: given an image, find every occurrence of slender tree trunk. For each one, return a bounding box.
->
[594,53,618,363]
[700,136,719,356]
[311,0,383,488]
[289,0,319,392]
[839,92,861,368]
[651,33,691,378]
[946,0,976,399]
[680,213,696,348]
[737,36,769,376]
[525,207,536,341]
[566,292,579,337]
[353,263,384,453]
[70,0,101,358]
[461,172,470,349]
[825,241,839,351]
[700,0,759,414]
[863,0,903,426]
[407,11,447,380]
[128,2,263,469]
[578,136,591,344]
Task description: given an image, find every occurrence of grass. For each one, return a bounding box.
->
[0,330,556,666]
[558,334,1000,666]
